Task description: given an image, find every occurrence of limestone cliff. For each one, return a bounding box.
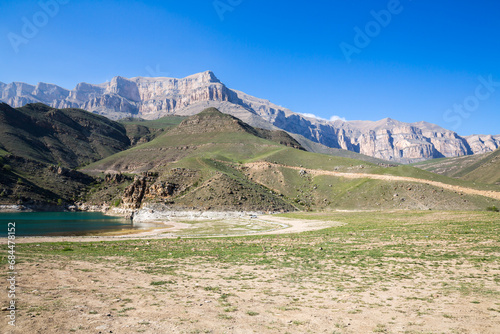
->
[2,71,499,163]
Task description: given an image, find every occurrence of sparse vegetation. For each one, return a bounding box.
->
[3,210,498,333]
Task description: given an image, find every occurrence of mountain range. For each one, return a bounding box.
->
[2,71,499,163]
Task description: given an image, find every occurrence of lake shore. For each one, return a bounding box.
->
[1,215,342,244]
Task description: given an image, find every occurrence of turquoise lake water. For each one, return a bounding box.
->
[0,212,145,237]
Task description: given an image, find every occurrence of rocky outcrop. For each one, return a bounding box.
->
[2,71,499,163]
[465,134,500,154]
[122,176,148,209]
[121,172,180,209]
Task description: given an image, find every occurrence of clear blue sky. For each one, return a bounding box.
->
[1,0,499,136]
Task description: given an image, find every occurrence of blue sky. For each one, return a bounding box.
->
[1,0,499,136]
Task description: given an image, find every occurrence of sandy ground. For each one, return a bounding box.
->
[1,257,499,333]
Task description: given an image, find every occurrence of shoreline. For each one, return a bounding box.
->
[1,215,343,244]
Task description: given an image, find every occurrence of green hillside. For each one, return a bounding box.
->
[0,104,498,211]
[411,153,490,177]
[457,147,500,185]
[83,108,500,212]
[83,108,304,174]
[0,103,135,207]
[119,115,186,129]
[0,154,93,207]
[412,148,500,186]
[119,115,187,145]
[0,103,131,168]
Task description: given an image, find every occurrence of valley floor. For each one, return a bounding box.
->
[1,210,499,334]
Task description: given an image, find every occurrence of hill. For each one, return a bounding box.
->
[0,104,498,212]
[411,153,490,177]
[0,154,94,208]
[457,147,500,185]
[0,103,134,208]
[412,148,500,185]
[0,103,131,168]
[83,108,304,174]
[119,115,186,145]
[83,108,500,212]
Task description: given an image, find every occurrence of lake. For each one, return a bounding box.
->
[0,212,150,237]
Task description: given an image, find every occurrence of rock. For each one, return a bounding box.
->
[121,176,148,209]
[104,173,129,184]
[3,71,499,163]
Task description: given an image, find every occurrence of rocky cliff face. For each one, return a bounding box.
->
[464,134,500,154]
[2,71,499,163]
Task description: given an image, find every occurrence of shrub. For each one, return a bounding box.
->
[486,206,499,212]
[3,164,12,172]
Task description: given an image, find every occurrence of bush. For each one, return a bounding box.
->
[57,199,63,206]
[3,164,11,172]
[486,206,499,212]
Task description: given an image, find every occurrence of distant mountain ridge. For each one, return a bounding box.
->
[2,71,499,163]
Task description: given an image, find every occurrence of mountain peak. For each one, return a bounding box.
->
[171,107,245,135]
[186,70,221,84]
[1,71,499,163]
[197,107,229,117]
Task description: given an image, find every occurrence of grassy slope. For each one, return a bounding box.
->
[83,110,302,211]
[412,148,500,185]
[411,153,491,177]
[0,103,130,168]
[246,161,500,211]
[0,103,135,205]
[257,148,499,192]
[0,155,94,205]
[120,116,187,145]
[120,115,187,129]
[456,148,500,184]
[84,109,301,173]
[81,109,500,212]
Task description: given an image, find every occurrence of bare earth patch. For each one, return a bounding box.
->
[1,210,499,333]
[1,259,498,334]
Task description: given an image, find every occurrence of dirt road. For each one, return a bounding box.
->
[245,162,500,200]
